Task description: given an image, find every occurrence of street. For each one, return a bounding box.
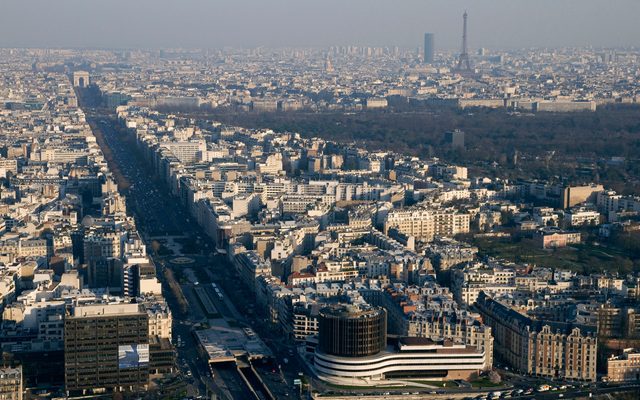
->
[87,112,298,399]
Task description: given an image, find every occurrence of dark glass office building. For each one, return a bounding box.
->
[318,305,387,357]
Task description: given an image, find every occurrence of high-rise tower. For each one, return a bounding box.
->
[423,33,435,64]
[456,11,472,72]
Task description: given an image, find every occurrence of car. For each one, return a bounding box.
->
[537,384,550,392]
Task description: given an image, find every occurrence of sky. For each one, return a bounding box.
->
[0,0,638,50]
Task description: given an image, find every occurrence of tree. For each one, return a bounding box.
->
[489,370,502,384]
[151,240,161,255]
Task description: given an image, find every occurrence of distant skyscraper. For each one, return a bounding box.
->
[423,33,435,64]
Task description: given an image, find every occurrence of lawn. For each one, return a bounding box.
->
[325,382,422,390]
[406,380,450,387]
[470,377,504,388]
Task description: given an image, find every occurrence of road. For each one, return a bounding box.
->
[86,110,297,399]
[87,114,218,397]
[93,118,185,237]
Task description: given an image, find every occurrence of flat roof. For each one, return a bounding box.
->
[194,325,272,364]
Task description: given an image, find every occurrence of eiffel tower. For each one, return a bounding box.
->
[456,11,472,72]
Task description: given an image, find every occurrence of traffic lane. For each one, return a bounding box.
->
[94,116,220,383]
[214,265,301,398]
[203,284,234,318]
[204,275,247,322]
[93,119,209,396]
[94,116,294,398]
[255,363,297,399]
[214,364,258,400]
[97,119,213,394]
[519,385,640,400]
[171,298,218,396]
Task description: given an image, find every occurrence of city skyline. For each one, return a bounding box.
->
[1,0,639,50]
[1,2,640,397]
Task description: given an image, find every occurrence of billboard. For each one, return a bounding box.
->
[118,343,149,369]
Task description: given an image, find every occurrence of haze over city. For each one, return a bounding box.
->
[1,0,640,49]
[2,1,640,399]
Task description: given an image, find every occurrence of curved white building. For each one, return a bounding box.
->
[314,337,488,385]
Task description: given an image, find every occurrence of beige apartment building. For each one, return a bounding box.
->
[476,292,597,381]
[0,367,22,400]
[384,208,470,241]
[607,350,640,382]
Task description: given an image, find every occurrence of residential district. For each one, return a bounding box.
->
[0,46,639,400]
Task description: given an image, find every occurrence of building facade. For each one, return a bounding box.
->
[384,208,470,241]
[318,305,387,358]
[314,336,488,384]
[424,33,435,64]
[64,303,150,394]
[0,367,22,400]
[476,292,597,381]
[607,350,640,382]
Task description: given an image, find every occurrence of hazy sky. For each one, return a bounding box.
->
[1,0,637,50]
